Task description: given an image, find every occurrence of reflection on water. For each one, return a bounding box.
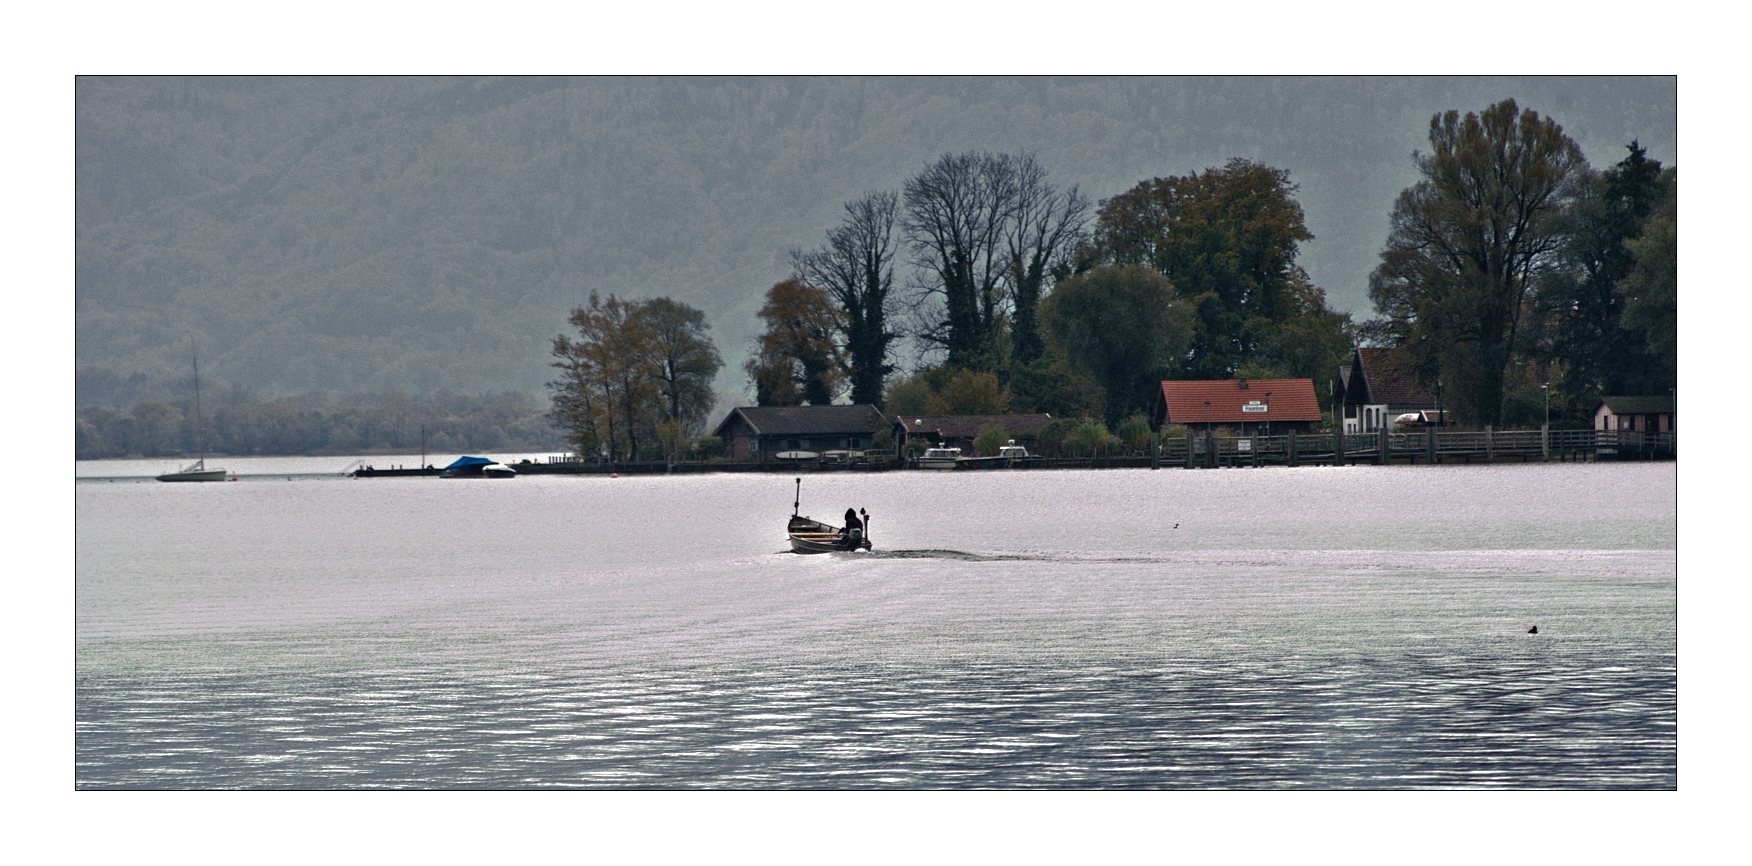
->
[76,463,1676,789]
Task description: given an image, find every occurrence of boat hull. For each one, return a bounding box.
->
[787,514,872,554]
[156,468,228,482]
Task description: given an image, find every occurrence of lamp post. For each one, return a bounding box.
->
[1541,382,1550,459]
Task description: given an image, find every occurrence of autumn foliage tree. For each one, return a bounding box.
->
[1078,158,1338,381]
[745,279,845,406]
[548,293,721,460]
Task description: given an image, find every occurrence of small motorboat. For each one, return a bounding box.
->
[440,455,515,478]
[786,477,871,554]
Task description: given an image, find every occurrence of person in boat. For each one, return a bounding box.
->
[843,507,863,547]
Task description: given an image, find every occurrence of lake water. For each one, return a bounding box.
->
[75,461,1676,789]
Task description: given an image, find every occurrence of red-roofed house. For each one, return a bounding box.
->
[1151,378,1323,435]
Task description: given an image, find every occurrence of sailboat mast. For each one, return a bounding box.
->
[192,339,206,465]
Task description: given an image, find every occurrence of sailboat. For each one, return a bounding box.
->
[156,340,229,482]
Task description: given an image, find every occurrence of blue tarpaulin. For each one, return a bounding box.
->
[442,456,495,470]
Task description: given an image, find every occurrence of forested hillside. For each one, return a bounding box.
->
[77,77,1675,405]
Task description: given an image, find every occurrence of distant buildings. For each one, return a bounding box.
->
[1594,396,1675,433]
[1152,378,1322,435]
[891,413,1055,458]
[1334,347,1438,433]
[711,404,887,462]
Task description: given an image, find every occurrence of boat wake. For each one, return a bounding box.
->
[861,548,1045,562]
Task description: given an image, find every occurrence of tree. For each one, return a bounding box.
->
[1063,420,1114,457]
[548,293,658,460]
[792,191,900,408]
[924,369,1009,416]
[1115,416,1152,453]
[1369,100,1586,426]
[1080,158,1319,378]
[1039,265,1193,425]
[902,151,1019,370]
[1008,354,1104,420]
[1005,158,1089,365]
[973,426,1009,456]
[1536,143,1668,402]
[1617,168,1676,392]
[901,151,1087,372]
[549,293,720,461]
[1237,277,1356,413]
[635,297,723,438]
[745,279,845,406]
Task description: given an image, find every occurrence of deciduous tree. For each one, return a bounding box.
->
[745,279,845,406]
[635,297,723,437]
[1617,169,1676,393]
[548,293,658,460]
[1536,143,1668,401]
[792,191,899,408]
[1005,158,1089,365]
[1039,265,1193,425]
[1369,100,1585,426]
[1081,158,1318,378]
[902,152,1020,370]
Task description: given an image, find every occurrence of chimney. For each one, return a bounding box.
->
[1238,378,1249,390]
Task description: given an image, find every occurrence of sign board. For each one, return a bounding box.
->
[1237,439,1253,452]
[1241,400,1269,413]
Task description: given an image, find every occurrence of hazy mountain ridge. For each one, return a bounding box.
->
[76,77,1675,404]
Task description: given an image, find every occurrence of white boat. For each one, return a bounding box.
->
[156,458,229,482]
[916,446,961,470]
[481,463,516,478]
[156,341,227,483]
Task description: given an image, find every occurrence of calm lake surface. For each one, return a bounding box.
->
[75,461,1676,789]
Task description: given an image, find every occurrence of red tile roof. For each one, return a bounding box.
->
[1156,378,1322,425]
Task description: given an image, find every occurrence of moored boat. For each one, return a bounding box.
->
[440,455,516,478]
[155,340,228,482]
[156,459,229,482]
[916,446,961,470]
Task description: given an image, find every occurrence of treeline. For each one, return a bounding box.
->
[75,389,562,459]
[748,152,1353,429]
[1371,102,1675,426]
[747,100,1675,430]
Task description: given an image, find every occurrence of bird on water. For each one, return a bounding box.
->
[1528,625,1538,634]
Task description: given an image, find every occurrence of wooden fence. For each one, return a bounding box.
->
[1153,426,1674,468]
